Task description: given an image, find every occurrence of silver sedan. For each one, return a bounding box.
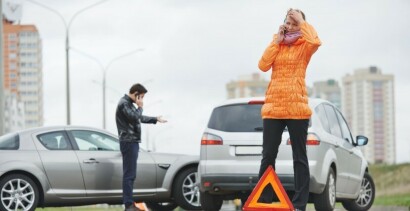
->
[0,126,201,211]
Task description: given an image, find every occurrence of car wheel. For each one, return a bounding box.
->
[173,167,201,210]
[314,168,336,211]
[200,191,223,211]
[145,201,178,211]
[0,174,39,211]
[342,172,375,211]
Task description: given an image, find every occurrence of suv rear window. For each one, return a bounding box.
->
[0,133,20,150]
[208,104,263,132]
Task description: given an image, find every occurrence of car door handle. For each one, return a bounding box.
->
[83,158,99,164]
[158,164,171,170]
[334,144,340,148]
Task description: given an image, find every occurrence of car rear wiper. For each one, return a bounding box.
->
[254,126,288,132]
[254,127,263,131]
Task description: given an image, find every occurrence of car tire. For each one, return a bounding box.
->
[145,202,178,211]
[200,191,223,211]
[173,167,201,210]
[0,174,39,211]
[314,168,336,211]
[342,172,375,211]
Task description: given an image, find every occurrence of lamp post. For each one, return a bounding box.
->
[25,0,108,125]
[71,47,144,129]
[143,100,163,151]
[151,126,173,152]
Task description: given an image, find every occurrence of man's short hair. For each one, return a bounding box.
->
[129,83,147,94]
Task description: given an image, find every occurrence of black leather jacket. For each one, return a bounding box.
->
[115,95,157,142]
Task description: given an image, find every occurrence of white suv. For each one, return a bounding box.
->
[198,97,375,211]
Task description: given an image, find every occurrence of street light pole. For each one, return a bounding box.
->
[71,47,144,129]
[26,0,108,125]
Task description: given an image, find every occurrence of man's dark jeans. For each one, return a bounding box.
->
[258,119,310,211]
[120,141,139,207]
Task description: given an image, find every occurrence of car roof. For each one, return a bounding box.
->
[214,97,330,108]
[14,125,117,137]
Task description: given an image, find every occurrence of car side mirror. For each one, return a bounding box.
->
[354,135,368,146]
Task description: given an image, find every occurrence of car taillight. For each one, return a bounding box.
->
[201,133,223,145]
[287,133,320,145]
[203,182,211,187]
[248,100,264,105]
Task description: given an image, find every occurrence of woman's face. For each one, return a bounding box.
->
[284,16,300,32]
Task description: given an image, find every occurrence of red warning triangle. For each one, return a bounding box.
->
[243,165,294,211]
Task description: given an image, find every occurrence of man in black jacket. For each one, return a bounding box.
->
[115,83,167,211]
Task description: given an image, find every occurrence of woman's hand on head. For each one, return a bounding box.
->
[287,9,305,25]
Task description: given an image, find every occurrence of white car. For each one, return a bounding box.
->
[198,97,375,211]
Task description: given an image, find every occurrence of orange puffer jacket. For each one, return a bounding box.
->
[258,22,321,119]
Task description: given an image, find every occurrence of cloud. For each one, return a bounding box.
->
[20,0,410,161]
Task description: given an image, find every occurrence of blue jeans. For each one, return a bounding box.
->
[120,141,139,207]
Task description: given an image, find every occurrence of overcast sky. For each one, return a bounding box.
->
[15,0,410,162]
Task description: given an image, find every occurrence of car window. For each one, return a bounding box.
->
[323,104,343,138]
[335,110,354,143]
[208,104,263,132]
[315,104,331,133]
[0,133,19,150]
[71,130,119,151]
[38,132,71,150]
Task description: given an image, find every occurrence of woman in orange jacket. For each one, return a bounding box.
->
[257,9,321,211]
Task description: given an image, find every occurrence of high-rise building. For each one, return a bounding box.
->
[312,79,341,109]
[3,19,43,131]
[226,73,269,99]
[0,3,4,135]
[342,66,395,164]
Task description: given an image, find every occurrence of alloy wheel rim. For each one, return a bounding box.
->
[356,177,372,207]
[1,178,35,211]
[328,173,336,207]
[182,172,200,207]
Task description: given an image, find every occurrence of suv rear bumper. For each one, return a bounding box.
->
[200,174,325,194]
